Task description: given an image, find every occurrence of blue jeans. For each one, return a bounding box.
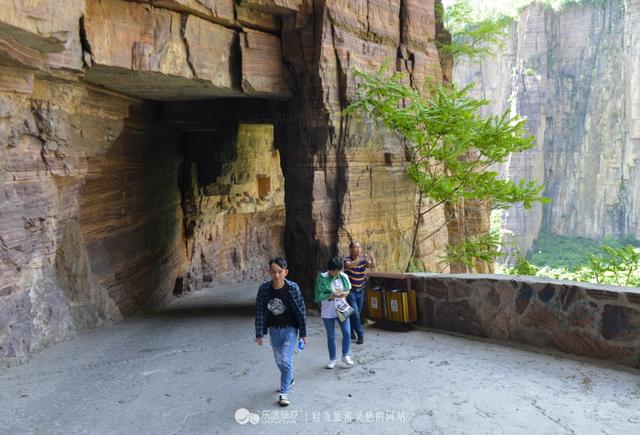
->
[322,317,351,360]
[347,290,365,335]
[268,326,297,394]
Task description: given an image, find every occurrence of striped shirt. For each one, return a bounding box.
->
[343,256,369,290]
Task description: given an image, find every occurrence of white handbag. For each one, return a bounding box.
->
[335,298,355,322]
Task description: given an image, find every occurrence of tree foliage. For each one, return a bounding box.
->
[346,67,548,271]
[587,245,640,287]
[508,254,539,276]
[447,232,502,271]
[502,243,640,288]
[437,0,512,60]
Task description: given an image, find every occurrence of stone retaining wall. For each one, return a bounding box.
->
[411,273,640,368]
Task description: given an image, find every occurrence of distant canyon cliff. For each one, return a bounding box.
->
[455,0,640,254]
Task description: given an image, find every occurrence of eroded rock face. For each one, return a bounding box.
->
[0,0,84,70]
[183,122,286,288]
[280,0,450,293]
[0,78,183,362]
[454,0,640,254]
[0,0,451,362]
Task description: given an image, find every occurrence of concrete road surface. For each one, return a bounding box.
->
[1,282,640,434]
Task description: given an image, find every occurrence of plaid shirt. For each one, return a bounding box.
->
[255,279,307,338]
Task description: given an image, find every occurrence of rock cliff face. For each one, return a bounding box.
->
[0,0,449,362]
[279,0,450,289]
[454,0,640,254]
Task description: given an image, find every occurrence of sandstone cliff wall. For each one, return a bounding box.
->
[454,0,640,254]
[0,0,449,362]
[280,0,449,291]
[0,75,190,362]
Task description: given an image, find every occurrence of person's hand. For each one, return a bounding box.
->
[365,249,375,264]
[256,337,263,346]
[301,336,307,344]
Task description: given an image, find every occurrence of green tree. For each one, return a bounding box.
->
[509,254,539,276]
[448,232,502,272]
[587,245,640,286]
[346,67,548,271]
[436,0,512,60]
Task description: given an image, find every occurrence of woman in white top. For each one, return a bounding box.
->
[314,257,354,368]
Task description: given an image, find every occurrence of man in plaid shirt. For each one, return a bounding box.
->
[255,257,307,407]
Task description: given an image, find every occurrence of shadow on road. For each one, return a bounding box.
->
[154,303,255,319]
[150,281,260,320]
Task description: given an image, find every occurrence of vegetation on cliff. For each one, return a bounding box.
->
[347,67,547,272]
[501,232,640,287]
[437,0,512,60]
[442,0,608,21]
[504,243,640,288]
[439,0,608,61]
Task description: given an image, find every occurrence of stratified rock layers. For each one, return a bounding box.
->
[0,79,185,362]
[281,0,449,291]
[1,0,450,362]
[455,0,640,253]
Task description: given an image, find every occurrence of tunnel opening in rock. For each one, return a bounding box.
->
[168,99,288,295]
[2,0,457,363]
[60,96,288,329]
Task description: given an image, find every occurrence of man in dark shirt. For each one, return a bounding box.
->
[344,241,375,344]
[255,257,307,407]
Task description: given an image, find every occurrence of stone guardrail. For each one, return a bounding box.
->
[409,273,640,369]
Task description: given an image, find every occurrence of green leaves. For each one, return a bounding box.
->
[445,232,503,270]
[509,254,539,276]
[436,0,512,61]
[347,66,548,271]
[587,245,640,286]
[511,242,640,288]
[348,67,547,210]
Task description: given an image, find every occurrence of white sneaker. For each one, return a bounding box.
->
[278,394,290,407]
[327,360,337,369]
[342,355,354,367]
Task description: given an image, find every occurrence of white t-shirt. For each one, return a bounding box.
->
[321,274,346,319]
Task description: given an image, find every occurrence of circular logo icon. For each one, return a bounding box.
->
[235,408,260,425]
[235,408,251,425]
[249,413,260,425]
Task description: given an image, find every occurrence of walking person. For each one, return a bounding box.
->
[314,256,354,369]
[255,257,307,407]
[344,241,375,344]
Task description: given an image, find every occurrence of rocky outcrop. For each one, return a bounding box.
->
[0,0,84,71]
[280,0,450,292]
[0,77,184,362]
[0,0,450,363]
[454,0,640,254]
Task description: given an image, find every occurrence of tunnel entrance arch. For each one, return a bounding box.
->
[167,99,289,294]
[66,96,289,327]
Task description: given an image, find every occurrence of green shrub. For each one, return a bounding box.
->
[501,231,640,288]
[526,232,638,271]
[587,245,640,286]
[509,254,539,276]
